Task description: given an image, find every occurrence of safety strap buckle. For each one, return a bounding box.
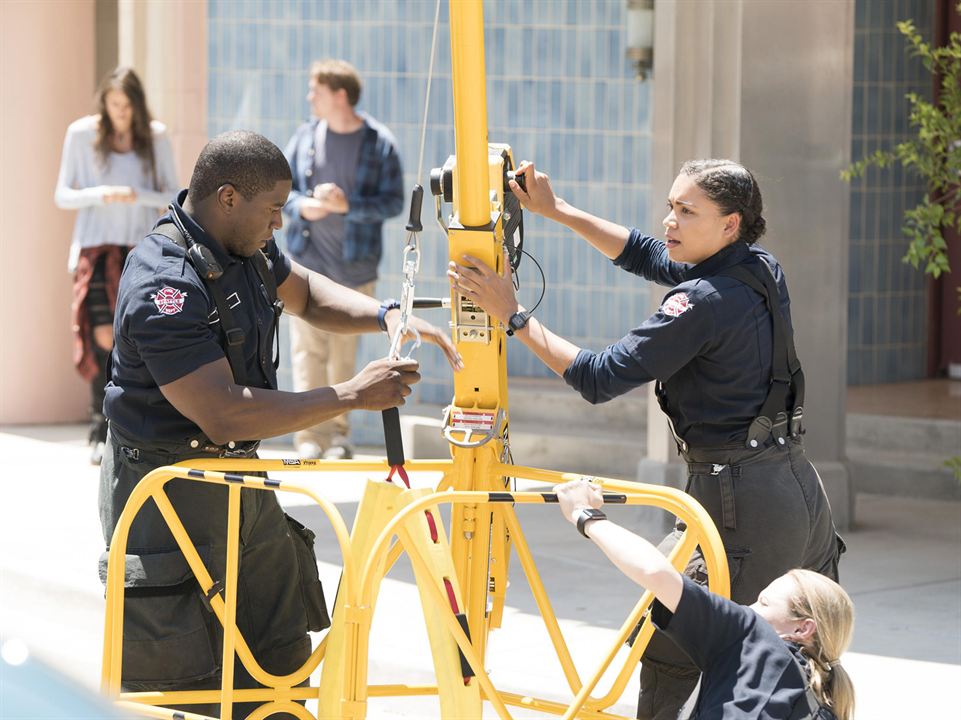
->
[789,405,804,437]
[745,416,772,449]
[200,579,224,613]
[225,328,245,347]
[120,446,141,462]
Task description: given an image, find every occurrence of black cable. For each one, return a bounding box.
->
[520,248,547,315]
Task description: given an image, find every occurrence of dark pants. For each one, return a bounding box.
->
[99,429,327,719]
[636,439,843,720]
[86,258,113,445]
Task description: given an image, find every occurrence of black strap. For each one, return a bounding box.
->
[154,225,250,386]
[719,259,805,448]
[248,248,284,372]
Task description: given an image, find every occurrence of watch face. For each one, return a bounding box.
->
[509,312,528,330]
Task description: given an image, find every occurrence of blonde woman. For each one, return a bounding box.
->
[555,479,855,720]
[55,67,177,463]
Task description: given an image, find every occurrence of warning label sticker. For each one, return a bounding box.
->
[450,410,496,431]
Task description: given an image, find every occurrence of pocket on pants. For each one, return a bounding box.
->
[284,514,331,632]
[101,548,220,685]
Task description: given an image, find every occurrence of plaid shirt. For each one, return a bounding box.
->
[283,113,404,264]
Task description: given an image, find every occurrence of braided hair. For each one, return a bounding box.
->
[680,159,766,244]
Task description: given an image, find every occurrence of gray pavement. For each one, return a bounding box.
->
[1,423,959,719]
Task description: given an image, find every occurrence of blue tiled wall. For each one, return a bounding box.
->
[848,0,934,385]
[208,0,653,445]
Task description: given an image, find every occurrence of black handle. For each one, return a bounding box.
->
[382,407,405,467]
[507,169,527,193]
[412,297,446,309]
[405,184,424,233]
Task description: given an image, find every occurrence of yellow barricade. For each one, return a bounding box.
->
[102,458,727,720]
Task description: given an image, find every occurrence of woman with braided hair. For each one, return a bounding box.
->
[553,478,855,719]
[449,159,845,718]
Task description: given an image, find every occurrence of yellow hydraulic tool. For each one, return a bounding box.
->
[101,2,732,719]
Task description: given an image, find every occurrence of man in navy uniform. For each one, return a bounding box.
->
[99,130,459,718]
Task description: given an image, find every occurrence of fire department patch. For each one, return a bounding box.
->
[661,292,693,318]
[152,286,187,315]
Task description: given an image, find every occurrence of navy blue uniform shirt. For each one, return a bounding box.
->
[104,190,292,443]
[652,576,832,719]
[563,230,795,448]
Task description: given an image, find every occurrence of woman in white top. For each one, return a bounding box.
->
[55,66,178,463]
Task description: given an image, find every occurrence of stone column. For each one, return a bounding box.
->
[118,0,207,187]
[640,0,854,529]
[739,0,855,528]
[0,0,95,423]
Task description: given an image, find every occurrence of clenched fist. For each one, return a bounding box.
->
[340,358,421,411]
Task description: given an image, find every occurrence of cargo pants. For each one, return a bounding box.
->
[635,439,845,720]
[98,428,330,719]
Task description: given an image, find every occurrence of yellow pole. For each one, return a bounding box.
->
[449,0,490,227]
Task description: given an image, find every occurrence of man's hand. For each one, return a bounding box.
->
[316,182,349,214]
[338,358,421,411]
[554,478,604,525]
[447,252,518,326]
[384,310,463,371]
[508,161,561,218]
[300,197,329,222]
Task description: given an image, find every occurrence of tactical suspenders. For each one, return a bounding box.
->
[154,224,282,389]
[656,257,806,454]
[719,259,805,450]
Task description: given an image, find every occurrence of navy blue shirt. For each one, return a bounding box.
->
[652,576,830,719]
[563,231,795,448]
[104,190,292,443]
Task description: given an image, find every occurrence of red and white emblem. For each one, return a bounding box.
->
[661,292,693,318]
[152,286,187,315]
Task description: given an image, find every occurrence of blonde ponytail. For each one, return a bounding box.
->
[787,569,856,720]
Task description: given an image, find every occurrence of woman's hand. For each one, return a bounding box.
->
[447,252,519,326]
[385,309,464,371]
[508,161,561,218]
[554,478,604,525]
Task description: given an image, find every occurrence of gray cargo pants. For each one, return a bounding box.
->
[636,439,843,720]
[98,428,329,720]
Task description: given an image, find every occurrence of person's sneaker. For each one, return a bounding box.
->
[296,441,323,459]
[90,441,105,466]
[323,443,354,460]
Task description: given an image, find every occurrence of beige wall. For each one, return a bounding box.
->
[0,0,207,425]
[119,0,208,187]
[1,0,96,424]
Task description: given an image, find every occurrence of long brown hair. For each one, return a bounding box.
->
[787,569,856,720]
[94,67,157,188]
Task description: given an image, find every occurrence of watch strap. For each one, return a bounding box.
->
[576,508,607,538]
[377,299,400,332]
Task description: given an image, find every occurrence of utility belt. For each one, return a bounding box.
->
[110,425,259,463]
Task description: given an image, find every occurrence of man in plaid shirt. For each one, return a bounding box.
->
[284,59,404,459]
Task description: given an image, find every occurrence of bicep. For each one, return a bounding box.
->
[277,260,310,317]
[158,358,235,431]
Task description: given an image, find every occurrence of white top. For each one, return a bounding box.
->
[54,115,179,271]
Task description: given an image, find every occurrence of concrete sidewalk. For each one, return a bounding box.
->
[1,424,958,718]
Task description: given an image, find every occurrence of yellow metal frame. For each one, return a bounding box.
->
[102,460,727,720]
[102,2,731,718]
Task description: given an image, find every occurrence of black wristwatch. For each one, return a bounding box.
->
[576,508,607,538]
[377,298,401,332]
[506,310,530,336]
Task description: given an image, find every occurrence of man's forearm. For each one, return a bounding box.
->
[300,272,383,333]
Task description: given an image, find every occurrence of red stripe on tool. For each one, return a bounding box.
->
[424,510,439,543]
[386,464,411,488]
[443,578,470,685]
